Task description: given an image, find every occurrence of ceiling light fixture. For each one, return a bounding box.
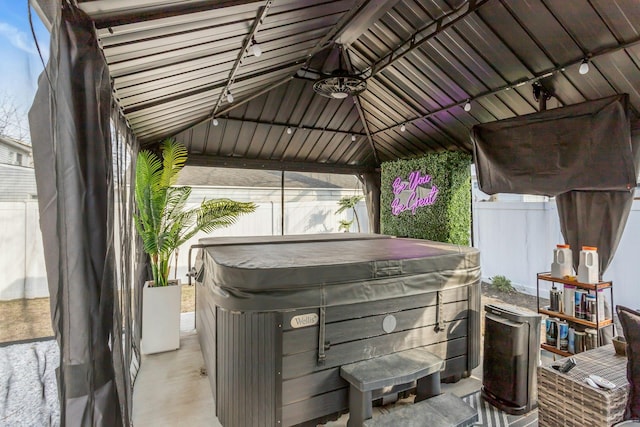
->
[226,91,234,103]
[400,123,406,132]
[213,118,219,126]
[313,45,366,99]
[579,58,590,75]
[286,127,292,134]
[464,100,472,112]
[251,38,262,57]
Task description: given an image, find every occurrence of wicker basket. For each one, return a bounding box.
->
[538,345,629,427]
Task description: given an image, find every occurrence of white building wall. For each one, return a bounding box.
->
[0,145,13,164]
[473,200,640,310]
[0,142,32,166]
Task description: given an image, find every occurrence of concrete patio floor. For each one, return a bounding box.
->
[133,331,217,427]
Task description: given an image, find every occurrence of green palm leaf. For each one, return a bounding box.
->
[134,138,256,286]
[335,195,363,214]
[335,195,364,232]
[176,199,256,247]
[159,139,187,188]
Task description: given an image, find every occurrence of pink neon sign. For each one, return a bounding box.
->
[391,170,439,215]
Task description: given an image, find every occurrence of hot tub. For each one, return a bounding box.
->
[195,234,481,426]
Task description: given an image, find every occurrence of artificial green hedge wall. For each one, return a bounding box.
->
[380,152,472,245]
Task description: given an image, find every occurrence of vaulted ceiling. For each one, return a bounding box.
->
[57,0,640,173]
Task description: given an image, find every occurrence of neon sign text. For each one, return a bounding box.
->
[391,170,439,215]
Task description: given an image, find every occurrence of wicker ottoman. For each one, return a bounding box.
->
[538,345,629,427]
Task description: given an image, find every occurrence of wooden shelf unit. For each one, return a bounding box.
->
[537,308,612,329]
[536,272,614,357]
[540,343,572,358]
[536,273,612,290]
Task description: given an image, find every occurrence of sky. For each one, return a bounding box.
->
[0,0,50,138]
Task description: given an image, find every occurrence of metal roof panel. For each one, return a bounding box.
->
[70,0,640,168]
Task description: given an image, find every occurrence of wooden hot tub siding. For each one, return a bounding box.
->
[197,282,480,427]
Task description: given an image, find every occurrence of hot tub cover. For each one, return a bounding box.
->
[196,234,480,311]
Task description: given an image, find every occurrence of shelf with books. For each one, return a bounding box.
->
[537,273,614,357]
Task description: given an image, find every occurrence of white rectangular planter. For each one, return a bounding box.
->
[141,280,181,355]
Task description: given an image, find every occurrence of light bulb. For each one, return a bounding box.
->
[252,42,262,57]
[351,134,356,142]
[400,124,406,132]
[287,127,292,135]
[579,59,589,75]
[226,91,234,103]
[213,118,219,126]
[464,101,471,112]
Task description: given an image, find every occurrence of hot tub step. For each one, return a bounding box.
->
[340,347,445,426]
[363,393,478,427]
[340,347,444,392]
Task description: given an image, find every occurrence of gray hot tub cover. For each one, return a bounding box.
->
[196,234,480,312]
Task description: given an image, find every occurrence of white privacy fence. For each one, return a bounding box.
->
[473,200,640,310]
[0,201,47,300]
[173,196,369,282]
[0,189,368,300]
[5,196,638,310]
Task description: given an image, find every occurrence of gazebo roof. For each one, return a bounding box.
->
[35,0,640,173]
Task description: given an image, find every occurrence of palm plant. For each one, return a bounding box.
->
[338,219,354,232]
[134,139,256,287]
[335,195,364,232]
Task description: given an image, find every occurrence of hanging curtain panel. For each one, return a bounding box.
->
[29,4,136,425]
[556,128,640,275]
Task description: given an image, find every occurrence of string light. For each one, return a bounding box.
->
[351,134,356,142]
[379,52,613,135]
[213,118,219,126]
[579,58,590,75]
[400,123,406,132]
[226,91,234,103]
[251,38,262,57]
[286,127,292,134]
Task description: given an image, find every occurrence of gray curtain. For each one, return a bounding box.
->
[29,4,125,426]
[472,95,638,277]
[359,171,381,233]
[556,191,634,277]
[556,128,640,275]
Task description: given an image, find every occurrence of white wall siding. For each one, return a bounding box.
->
[0,144,31,167]
[0,145,12,164]
[0,165,38,201]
